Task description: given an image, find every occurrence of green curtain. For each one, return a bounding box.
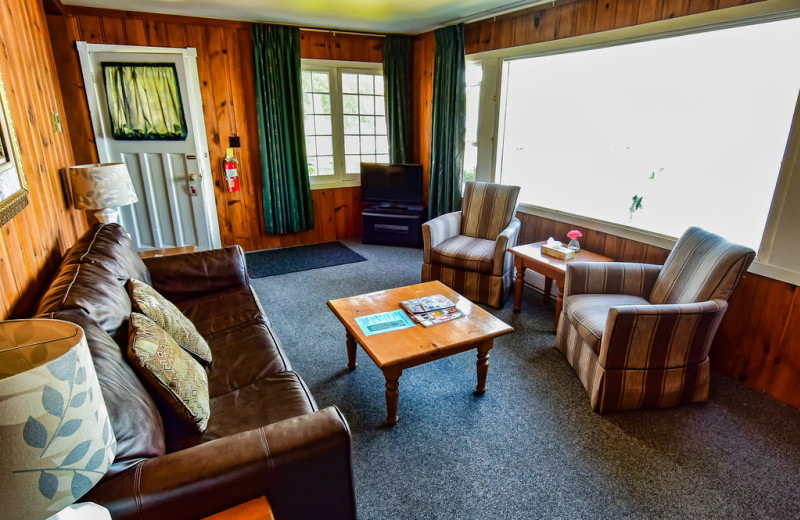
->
[102,63,188,140]
[383,35,413,164]
[252,24,314,234]
[429,24,466,219]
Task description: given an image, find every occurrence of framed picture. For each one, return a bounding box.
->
[0,70,28,228]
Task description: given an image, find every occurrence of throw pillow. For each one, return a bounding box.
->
[128,278,212,363]
[128,313,210,432]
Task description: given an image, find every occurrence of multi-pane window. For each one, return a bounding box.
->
[301,62,389,186]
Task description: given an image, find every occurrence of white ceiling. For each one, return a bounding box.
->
[60,0,541,34]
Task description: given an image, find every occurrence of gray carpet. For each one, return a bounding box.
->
[250,241,800,520]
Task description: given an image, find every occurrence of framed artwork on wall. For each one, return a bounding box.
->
[0,70,28,228]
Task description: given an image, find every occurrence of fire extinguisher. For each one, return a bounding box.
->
[223,147,240,192]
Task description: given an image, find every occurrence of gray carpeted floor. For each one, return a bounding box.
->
[250,240,800,520]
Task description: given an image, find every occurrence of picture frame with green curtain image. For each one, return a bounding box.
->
[0,69,28,228]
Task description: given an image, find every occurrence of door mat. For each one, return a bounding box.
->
[245,242,367,278]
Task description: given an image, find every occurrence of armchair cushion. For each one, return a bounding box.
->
[431,235,496,274]
[564,294,650,354]
[461,182,521,240]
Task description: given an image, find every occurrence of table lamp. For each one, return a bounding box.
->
[68,162,138,224]
[0,319,117,520]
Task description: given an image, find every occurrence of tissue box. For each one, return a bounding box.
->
[541,244,576,260]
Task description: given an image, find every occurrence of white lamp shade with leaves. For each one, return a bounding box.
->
[0,319,116,520]
[68,162,138,225]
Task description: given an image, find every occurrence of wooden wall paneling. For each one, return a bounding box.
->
[594,0,620,32]
[614,0,642,27]
[637,0,666,23]
[574,0,600,36]
[0,0,87,319]
[556,2,580,39]
[123,17,148,44]
[661,0,690,19]
[411,32,434,209]
[688,0,719,15]
[100,16,125,44]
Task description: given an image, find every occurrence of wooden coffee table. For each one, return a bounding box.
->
[509,241,613,332]
[327,281,513,425]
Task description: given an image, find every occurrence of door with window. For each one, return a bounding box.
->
[77,42,220,252]
[301,60,390,188]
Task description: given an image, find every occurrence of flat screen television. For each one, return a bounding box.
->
[360,163,423,206]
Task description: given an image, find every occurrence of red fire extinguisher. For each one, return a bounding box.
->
[223,147,240,192]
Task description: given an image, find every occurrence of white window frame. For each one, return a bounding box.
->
[301,59,385,190]
[468,0,800,285]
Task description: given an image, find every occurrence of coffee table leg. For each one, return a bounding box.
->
[513,257,524,312]
[476,341,493,393]
[543,277,553,305]
[384,369,402,425]
[346,332,357,370]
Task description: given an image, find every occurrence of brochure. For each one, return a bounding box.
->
[355,309,415,336]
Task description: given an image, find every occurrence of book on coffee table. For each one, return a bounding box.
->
[354,309,415,336]
[401,294,464,327]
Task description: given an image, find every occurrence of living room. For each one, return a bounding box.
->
[1,0,800,518]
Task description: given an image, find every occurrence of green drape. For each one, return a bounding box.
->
[102,63,188,140]
[429,24,466,219]
[252,25,314,234]
[383,35,413,164]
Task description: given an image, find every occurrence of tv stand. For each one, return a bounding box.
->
[362,204,425,248]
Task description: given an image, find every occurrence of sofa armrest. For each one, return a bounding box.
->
[564,262,661,299]
[598,300,728,370]
[422,211,462,263]
[84,406,355,520]
[492,218,521,276]
[143,246,250,302]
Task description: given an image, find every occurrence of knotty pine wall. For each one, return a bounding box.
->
[47,8,384,251]
[0,0,88,319]
[409,0,800,409]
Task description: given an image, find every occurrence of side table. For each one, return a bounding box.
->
[509,241,613,332]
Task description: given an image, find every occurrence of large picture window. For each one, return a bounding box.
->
[494,16,800,251]
[301,61,389,187]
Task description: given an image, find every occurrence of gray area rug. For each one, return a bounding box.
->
[250,240,800,520]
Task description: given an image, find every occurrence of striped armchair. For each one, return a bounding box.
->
[421,182,521,308]
[555,227,755,413]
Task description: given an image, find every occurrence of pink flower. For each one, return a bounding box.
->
[567,230,583,240]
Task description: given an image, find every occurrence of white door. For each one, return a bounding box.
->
[77,42,221,252]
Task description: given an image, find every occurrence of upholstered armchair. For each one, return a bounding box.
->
[555,227,755,413]
[422,182,521,308]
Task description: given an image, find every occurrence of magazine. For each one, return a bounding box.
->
[401,294,464,327]
[400,294,456,314]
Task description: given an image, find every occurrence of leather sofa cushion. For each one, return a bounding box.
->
[41,309,165,477]
[204,321,292,397]
[62,223,151,285]
[38,261,131,335]
[564,294,650,354]
[165,371,317,452]
[177,286,267,338]
[431,235,495,274]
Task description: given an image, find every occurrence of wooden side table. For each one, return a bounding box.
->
[509,242,613,332]
[138,245,197,259]
[203,496,275,520]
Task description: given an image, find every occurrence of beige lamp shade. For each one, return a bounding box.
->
[68,162,138,210]
[0,319,117,520]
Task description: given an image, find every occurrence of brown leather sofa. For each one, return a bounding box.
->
[36,223,356,519]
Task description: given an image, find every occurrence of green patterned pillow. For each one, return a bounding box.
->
[128,278,212,363]
[128,313,210,432]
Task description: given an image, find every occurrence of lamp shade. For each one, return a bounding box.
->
[68,163,138,210]
[0,319,117,520]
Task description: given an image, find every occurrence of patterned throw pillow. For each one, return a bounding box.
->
[128,313,210,432]
[128,278,212,363]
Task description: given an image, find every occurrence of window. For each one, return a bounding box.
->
[301,62,389,187]
[492,16,800,251]
[464,61,482,184]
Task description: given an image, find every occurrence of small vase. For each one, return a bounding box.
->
[567,238,580,252]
